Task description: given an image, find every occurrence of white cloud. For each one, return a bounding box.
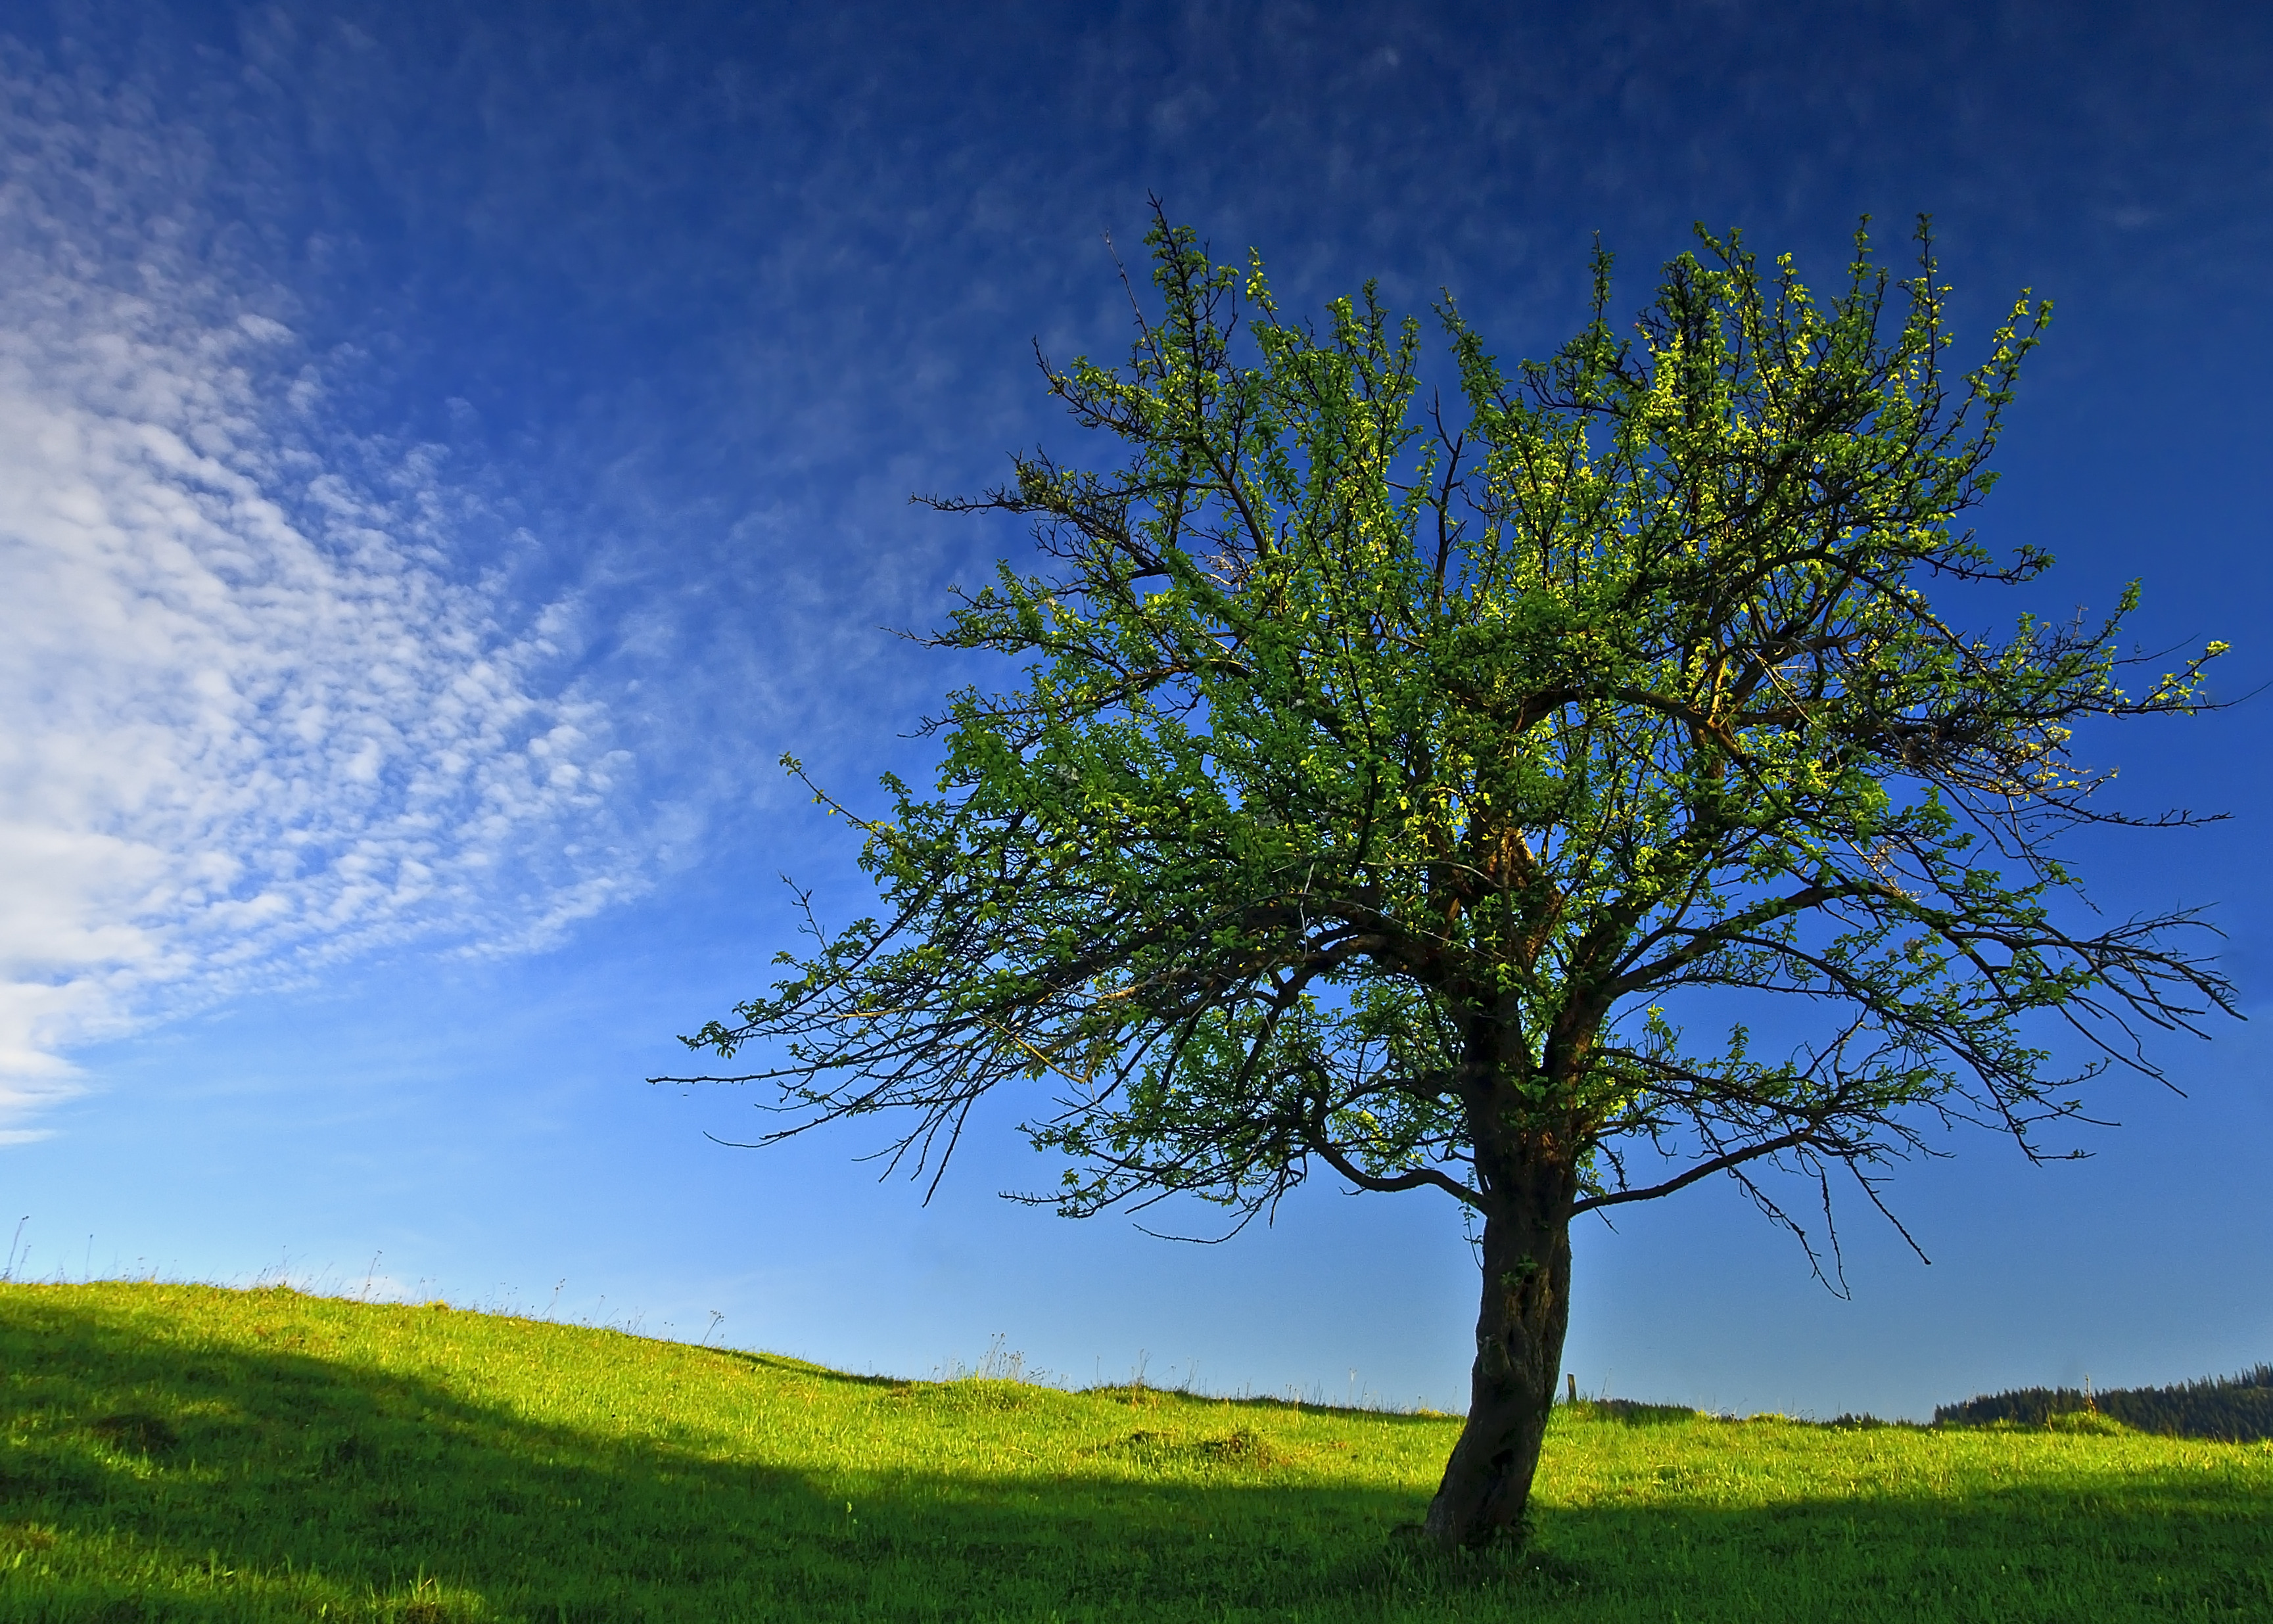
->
[0,63,651,1137]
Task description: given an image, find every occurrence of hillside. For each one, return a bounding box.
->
[1936,1365,2273,1441]
[2,1282,2269,1621]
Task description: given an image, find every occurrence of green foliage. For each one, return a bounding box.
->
[1939,1364,2273,1440]
[3,1284,2270,1621]
[674,206,2232,1256]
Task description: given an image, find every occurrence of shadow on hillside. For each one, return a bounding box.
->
[1,1291,2266,1621]
[0,1290,1446,1621]
[1511,1468,2273,1620]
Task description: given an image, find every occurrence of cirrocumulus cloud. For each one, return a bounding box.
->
[0,62,651,1141]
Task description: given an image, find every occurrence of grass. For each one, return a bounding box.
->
[0,1283,2266,1621]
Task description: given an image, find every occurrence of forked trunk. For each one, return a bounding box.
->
[1421,1188,1574,1550]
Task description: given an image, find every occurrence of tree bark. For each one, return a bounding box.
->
[1421,1175,1575,1550]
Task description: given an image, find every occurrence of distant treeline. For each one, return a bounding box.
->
[1936,1364,2273,1441]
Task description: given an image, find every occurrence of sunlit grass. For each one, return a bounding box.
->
[2,1282,2267,1619]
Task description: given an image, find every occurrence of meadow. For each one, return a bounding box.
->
[1,1282,2267,1621]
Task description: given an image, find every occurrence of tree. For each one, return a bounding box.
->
[663,207,2235,1550]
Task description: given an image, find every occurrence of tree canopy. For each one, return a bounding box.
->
[667,208,2234,1547]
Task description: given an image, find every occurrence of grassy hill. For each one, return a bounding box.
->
[1,1284,2267,1621]
[1937,1365,2273,1441]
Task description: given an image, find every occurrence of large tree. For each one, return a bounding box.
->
[665,210,2234,1550]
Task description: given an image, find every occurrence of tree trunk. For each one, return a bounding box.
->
[1421,1184,1574,1550]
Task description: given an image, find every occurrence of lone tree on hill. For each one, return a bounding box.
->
[663,208,2236,1550]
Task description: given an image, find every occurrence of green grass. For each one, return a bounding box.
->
[1,1283,2268,1621]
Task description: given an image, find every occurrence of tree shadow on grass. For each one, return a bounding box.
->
[1522,1477,2273,1623]
[0,1289,1443,1622]
[1,1291,2267,1622]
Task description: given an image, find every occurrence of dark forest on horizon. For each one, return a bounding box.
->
[1936,1364,2273,1441]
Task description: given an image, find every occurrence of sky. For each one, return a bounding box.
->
[1,0,2269,1422]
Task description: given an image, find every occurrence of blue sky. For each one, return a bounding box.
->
[2,0,2269,1420]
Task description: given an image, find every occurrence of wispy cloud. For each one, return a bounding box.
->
[0,62,651,1138]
